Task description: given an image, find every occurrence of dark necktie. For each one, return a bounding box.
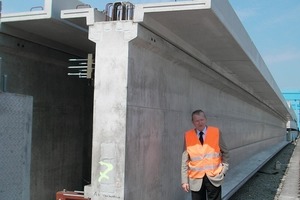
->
[199,131,204,145]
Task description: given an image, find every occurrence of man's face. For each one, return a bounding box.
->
[192,113,207,131]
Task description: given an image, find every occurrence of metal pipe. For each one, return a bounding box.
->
[113,2,122,20]
[68,72,87,76]
[117,4,123,20]
[106,2,134,21]
[68,66,88,69]
[105,3,113,21]
[69,58,87,62]
[124,2,134,20]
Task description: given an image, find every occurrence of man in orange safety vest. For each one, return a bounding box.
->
[181,110,229,200]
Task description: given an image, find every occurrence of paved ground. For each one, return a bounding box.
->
[229,141,298,200]
[275,140,300,200]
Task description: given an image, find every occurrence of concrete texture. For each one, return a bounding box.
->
[86,21,138,199]
[276,141,300,200]
[1,0,104,57]
[0,0,297,200]
[0,93,33,200]
[86,20,290,200]
[83,1,295,199]
[0,32,94,200]
[133,0,293,121]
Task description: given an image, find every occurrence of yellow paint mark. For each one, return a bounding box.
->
[98,161,114,182]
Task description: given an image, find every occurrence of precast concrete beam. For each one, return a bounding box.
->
[1,0,296,199]
[287,120,298,130]
[0,0,100,57]
[133,0,293,122]
[1,0,83,21]
[85,1,295,200]
[61,8,106,27]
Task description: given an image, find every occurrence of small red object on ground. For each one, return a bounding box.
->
[56,190,90,200]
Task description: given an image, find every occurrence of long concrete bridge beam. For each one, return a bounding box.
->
[80,1,295,199]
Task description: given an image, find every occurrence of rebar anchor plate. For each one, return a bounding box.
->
[68,54,94,80]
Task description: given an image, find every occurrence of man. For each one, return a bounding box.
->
[181,110,229,200]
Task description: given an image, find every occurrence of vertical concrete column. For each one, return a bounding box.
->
[86,21,137,200]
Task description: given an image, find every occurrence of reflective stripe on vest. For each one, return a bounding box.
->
[190,152,221,161]
[189,163,222,172]
[185,126,223,178]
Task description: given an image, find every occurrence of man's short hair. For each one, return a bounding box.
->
[191,110,206,121]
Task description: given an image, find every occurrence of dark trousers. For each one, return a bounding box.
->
[191,175,221,200]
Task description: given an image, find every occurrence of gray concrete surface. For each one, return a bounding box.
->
[87,18,291,200]
[228,142,295,200]
[275,141,300,200]
[84,2,295,199]
[0,93,33,200]
[0,32,94,200]
[223,141,289,200]
[0,1,297,200]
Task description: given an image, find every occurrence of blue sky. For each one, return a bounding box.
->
[229,0,300,92]
[2,0,300,91]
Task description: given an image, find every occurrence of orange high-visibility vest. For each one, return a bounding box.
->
[185,126,222,178]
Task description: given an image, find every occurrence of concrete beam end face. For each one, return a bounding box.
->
[88,21,138,44]
[133,1,212,23]
[133,4,145,23]
[1,0,51,22]
[61,8,106,26]
[52,0,101,19]
[1,11,50,23]
[1,0,84,22]
[93,9,106,23]
[61,8,92,26]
